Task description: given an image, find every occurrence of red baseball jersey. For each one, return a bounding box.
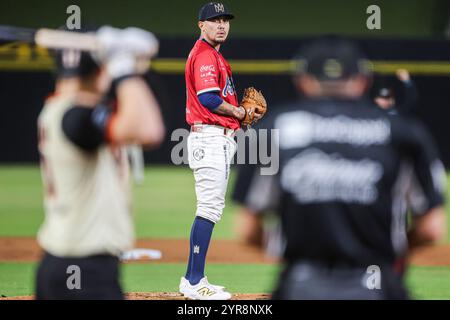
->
[185,39,240,130]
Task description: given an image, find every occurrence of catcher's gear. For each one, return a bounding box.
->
[240,87,267,126]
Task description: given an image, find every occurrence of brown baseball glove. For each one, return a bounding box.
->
[240,87,267,126]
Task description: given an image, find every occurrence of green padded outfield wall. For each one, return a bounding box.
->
[0,0,449,37]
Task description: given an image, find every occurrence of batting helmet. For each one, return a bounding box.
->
[52,26,100,78]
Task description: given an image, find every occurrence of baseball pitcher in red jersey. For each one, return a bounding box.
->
[179,2,263,300]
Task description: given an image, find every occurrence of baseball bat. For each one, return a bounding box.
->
[0,25,99,51]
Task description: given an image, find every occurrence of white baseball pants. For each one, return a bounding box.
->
[188,126,237,223]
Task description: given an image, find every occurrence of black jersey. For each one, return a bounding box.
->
[258,97,445,267]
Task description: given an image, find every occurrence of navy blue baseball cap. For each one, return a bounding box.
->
[294,36,372,80]
[198,2,234,21]
[375,87,394,99]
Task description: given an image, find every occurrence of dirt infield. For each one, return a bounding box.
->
[0,293,270,300]
[0,237,276,263]
[408,246,450,267]
[2,237,450,267]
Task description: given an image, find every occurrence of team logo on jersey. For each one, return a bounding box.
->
[281,149,383,204]
[222,76,235,97]
[193,148,205,161]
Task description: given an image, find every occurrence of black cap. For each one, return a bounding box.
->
[294,36,372,80]
[375,87,394,99]
[198,2,234,21]
[53,26,100,78]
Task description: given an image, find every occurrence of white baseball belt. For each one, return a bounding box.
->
[190,124,235,137]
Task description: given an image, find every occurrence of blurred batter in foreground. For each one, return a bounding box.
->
[35,26,164,300]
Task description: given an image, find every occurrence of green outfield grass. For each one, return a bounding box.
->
[2,165,450,240]
[0,262,279,297]
[121,263,279,294]
[407,266,450,300]
[0,165,238,239]
[2,262,450,299]
[1,165,450,299]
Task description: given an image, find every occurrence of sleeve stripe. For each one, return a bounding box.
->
[197,87,220,95]
[105,113,118,143]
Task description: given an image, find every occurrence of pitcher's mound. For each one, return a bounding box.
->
[0,292,270,300]
[126,292,270,300]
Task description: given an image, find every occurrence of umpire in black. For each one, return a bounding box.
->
[261,37,447,299]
